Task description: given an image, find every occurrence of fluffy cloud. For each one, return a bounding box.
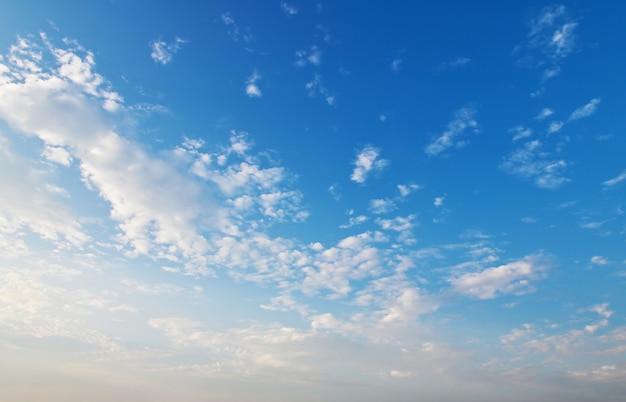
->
[369,198,396,214]
[350,146,388,183]
[449,255,548,299]
[425,106,478,156]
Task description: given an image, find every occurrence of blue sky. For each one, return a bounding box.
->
[1,1,625,401]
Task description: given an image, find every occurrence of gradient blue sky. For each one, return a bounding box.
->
[1,1,626,401]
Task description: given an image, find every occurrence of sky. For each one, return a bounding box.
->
[1,1,626,401]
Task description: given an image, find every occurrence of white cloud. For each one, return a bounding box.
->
[603,170,626,188]
[397,183,421,197]
[500,140,570,189]
[527,5,577,60]
[350,146,388,183]
[541,65,561,81]
[295,46,322,67]
[305,74,335,105]
[41,145,72,166]
[245,69,262,98]
[425,106,478,156]
[535,108,554,120]
[150,37,186,65]
[590,256,608,265]
[340,215,368,229]
[281,2,298,15]
[369,198,396,214]
[509,125,533,142]
[547,120,564,134]
[450,255,548,299]
[569,98,601,121]
[434,197,445,207]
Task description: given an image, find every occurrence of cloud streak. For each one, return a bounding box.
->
[425,106,478,156]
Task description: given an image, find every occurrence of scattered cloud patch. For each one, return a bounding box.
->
[281,2,298,16]
[569,98,601,121]
[369,198,397,214]
[425,106,478,156]
[295,45,322,67]
[450,255,548,299]
[150,37,186,65]
[397,183,421,197]
[509,125,533,142]
[305,74,335,105]
[590,256,608,265]
[535,108,554,120]
[501,140,570,189]
[350,146,388,183]
[547,120,564,134]
[221,12,254,43]
[434,197,445,207]
[437,57,471,71]
[390,58,402,72]
[527,5,577,61]
[245,69,262,98]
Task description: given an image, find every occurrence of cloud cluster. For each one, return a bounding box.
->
[150,37,186,65]
[350,146,388,183]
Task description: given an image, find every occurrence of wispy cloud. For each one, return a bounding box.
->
[350,146,388,183]
[603,170,626,188]
[221,12,254,44]
[245,69,262,98]
[569,98,601,121]
[527,5,577,60]
[436,57,471,72]
[305,74,335,105]
[500,140,570,189]
[295,45,322,67]
[509,125,533,142]
[517,5,578,82]
[390,58,402,72]
[547,120,564,134]
[535,108,554,120]
[150,37,186,65]
[425,106,478,156]
[281,2,298,16]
